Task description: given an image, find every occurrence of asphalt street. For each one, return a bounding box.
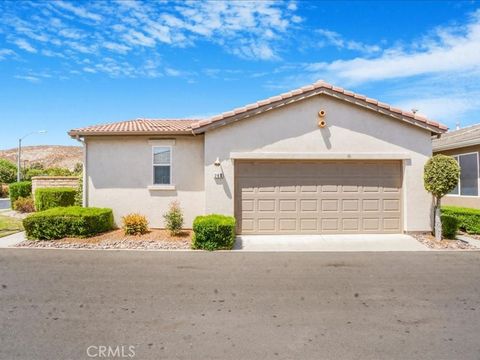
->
[1,249,479,360]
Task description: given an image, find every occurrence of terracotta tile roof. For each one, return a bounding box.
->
[191,80,448,134]
[433,123,480,151]
[69,80,447,138]
[69,119,199,136]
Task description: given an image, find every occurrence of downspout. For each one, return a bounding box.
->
[74,135,88,207]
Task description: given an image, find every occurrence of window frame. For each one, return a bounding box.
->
[152,145,173,186]
[448,151,479,197]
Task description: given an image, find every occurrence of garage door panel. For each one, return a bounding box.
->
[279,199,297,212]
[236,160,402,234]
[258,199,275,212]
[342,199,360,212]
[279,218,297,231]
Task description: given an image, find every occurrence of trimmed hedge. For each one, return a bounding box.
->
[35,187,77,211]
[442,206,480,234]
[192,214,236,251]
[441,214,459,239]
[9,181,31,206]
[23,206,114,240]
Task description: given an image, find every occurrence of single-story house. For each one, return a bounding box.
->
[433,124,480,209]
[69,80,447,235]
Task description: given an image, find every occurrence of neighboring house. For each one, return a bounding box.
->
[433,124,480,209]
[69,80,446,235]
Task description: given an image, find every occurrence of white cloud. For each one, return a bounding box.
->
[165,67,181,77]
[103,42,131,54]
[307,10,480,85]
[54,1,102,22]
[0,48,15,60]
[58,28,83,39]
[122,30,156,47]
[0,0,302,79]
[316,29,381,54]
[13,38,37,53]
[15,75,41,83]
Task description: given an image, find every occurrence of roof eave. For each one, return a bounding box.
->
[192,88,447,135]
[433,138,480,152]
[68,130,195,138]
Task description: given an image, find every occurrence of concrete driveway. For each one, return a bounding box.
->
[235,234,428,251]
[1,249,479,360]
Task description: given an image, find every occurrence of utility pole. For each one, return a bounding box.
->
[17,130,47,182]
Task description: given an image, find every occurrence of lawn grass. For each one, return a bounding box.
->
[0,214,23,238]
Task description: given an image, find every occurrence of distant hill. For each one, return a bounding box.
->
[0,145,82,171]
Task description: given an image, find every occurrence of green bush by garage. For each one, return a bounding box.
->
[442,206,480,234]
[35,187,77,211]
[9,181,32,206]
[23,206,114,240]
[441,214,459,239]
[192,214,236,251]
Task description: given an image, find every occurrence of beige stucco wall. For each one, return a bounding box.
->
[85,136,204,228]
[32,176,79,197]
[204,94,434,232]
[434,145,480,209]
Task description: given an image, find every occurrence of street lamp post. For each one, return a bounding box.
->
[17,130,47,182]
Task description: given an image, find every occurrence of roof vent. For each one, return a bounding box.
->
[456,121,460,130]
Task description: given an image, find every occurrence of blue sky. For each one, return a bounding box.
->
[1,0,480,149]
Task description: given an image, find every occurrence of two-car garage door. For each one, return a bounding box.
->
[235,160,403,234]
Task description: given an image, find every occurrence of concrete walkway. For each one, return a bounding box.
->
[234,234,428,251]
[457,234,480,248]
[0,231,26,248]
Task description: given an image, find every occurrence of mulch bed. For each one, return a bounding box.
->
[16,229,192,250]
[412,233,477,250]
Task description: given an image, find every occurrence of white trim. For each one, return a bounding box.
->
[433,138,480,152]
[83,140,88,207]
[148,185,176,191]
[148,139,176,146]
[152,145,173,186]
[230,152,411,160]
[449,151,479,197]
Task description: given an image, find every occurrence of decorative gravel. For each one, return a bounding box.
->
[413,233,477,250]
[16,229,192,250]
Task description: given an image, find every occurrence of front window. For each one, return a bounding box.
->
[449,153,478,196]
[153,146,171,185]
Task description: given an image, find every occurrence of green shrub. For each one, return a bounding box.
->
[45,167,72,176]
[122,213,149,235]
[192,214,236,251]
[9,181,32,206]
[35,187,76,211]
[0,159,17,184]
[13,196,35,213]
[441,214,459,239]
[23,206,114,240]
[163,201,184,235]
[23,168,45,181]
[442,206,480,234]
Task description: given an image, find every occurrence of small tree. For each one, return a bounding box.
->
[424,155,460,240]
[163,201,184,236]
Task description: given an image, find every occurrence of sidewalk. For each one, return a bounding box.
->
[0,231,27,248]
[234,234,429,252]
